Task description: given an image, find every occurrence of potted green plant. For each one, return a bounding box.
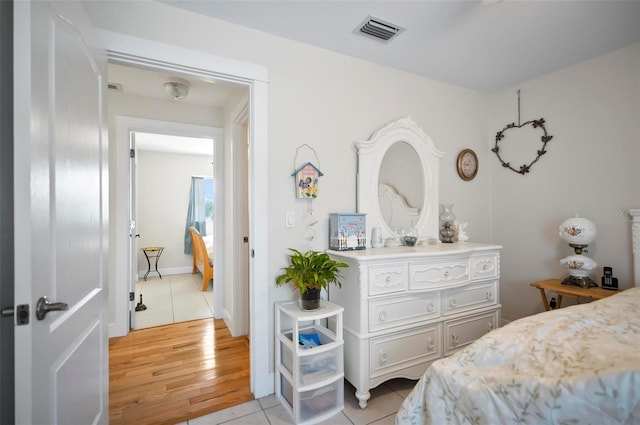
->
[275,249,348,310]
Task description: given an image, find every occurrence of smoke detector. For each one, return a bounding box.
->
[355,16,405,43]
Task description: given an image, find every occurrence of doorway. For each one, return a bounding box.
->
[131,130,216,330]
[103,30,271,399]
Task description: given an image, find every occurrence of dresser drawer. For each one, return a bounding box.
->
[471,254,499,280]
[369,292,440,332]
[443,280,498,315]
[409,259,469,289]
[444,310,497,355]
[370,324,442,378]
[368,263,408,295]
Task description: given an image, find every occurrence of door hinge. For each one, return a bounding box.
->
[251,249,255,258]
[129,292,135,301]
[129,149,135,158]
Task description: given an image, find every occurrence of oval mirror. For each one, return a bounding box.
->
[378,142,424,230]
[356,117,443,245]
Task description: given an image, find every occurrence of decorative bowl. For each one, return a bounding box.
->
[402,236,418,246]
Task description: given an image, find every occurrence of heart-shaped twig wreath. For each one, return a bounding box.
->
[492,119,553,175]
[492,90,553,175]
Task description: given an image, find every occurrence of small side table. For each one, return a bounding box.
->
[530,278,618,311]
[141,246,164,281]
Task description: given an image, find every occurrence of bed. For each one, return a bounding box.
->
[189,226,214,291]
[395,286,640,424]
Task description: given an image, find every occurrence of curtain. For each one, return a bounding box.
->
[184,176,206,254]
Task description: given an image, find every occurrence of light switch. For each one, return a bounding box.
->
[285,210,295,228]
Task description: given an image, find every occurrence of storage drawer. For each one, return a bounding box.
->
[409,259,469,289]
[369,292,440,332]
[368,263,408,295]
[281,341,344,387]
[443,280,498,315]
[444,310,497,355]
[370,324,442,378]
[471,254,499,280]
[280,375,344,424]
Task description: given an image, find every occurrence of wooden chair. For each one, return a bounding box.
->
[189,226,214,291]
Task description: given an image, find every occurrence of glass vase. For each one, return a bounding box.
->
[440,204,456,224]
[439,204,456,243]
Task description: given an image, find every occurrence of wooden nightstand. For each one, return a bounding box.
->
[530,278,619,311]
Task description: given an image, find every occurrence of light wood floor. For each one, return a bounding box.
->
[109,318,253,425]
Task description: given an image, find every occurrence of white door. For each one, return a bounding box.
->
[13,1,108,424]
[128,132,138,329]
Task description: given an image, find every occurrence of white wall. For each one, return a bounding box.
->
[488,42,640,321]
[136,150,213,275]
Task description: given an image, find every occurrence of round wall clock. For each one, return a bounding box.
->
[457,149,478,181]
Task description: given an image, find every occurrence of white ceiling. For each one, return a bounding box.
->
[159,0,640,93]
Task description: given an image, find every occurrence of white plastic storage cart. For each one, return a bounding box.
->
[275,300,344,425]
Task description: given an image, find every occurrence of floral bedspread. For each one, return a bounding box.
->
[396,287,640,425]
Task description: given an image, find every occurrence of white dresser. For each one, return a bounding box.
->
[327,243,501,408]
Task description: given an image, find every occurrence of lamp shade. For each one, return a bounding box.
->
[560,254,598,277]
[558,215,596,246]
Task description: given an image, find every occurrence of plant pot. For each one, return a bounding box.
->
[300,287,321,311]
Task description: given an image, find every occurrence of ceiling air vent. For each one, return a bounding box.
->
[355,16,404,43]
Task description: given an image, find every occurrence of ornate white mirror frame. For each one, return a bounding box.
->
[356,117,444,245]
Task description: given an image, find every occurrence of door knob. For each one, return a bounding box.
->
[36,296,68,320]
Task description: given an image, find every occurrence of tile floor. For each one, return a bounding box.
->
[134,272,214,330]
[177,378,415,425]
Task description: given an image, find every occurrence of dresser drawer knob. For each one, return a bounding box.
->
[443,271,450,279]
[449,298,457,307]
[486,291,493,300]
[488,322,494,331]
[482,263,489,271]
[427,337,435,349]
[451,333,459,346]
[379,351,388,363]
[427,303,435,313]
[385,275,392,282]
[378,311,387,322]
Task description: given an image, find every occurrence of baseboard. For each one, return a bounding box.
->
[254,372,275,398]
[137,266,193,279]
[109,321,127,338]
[223,308,233,334]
